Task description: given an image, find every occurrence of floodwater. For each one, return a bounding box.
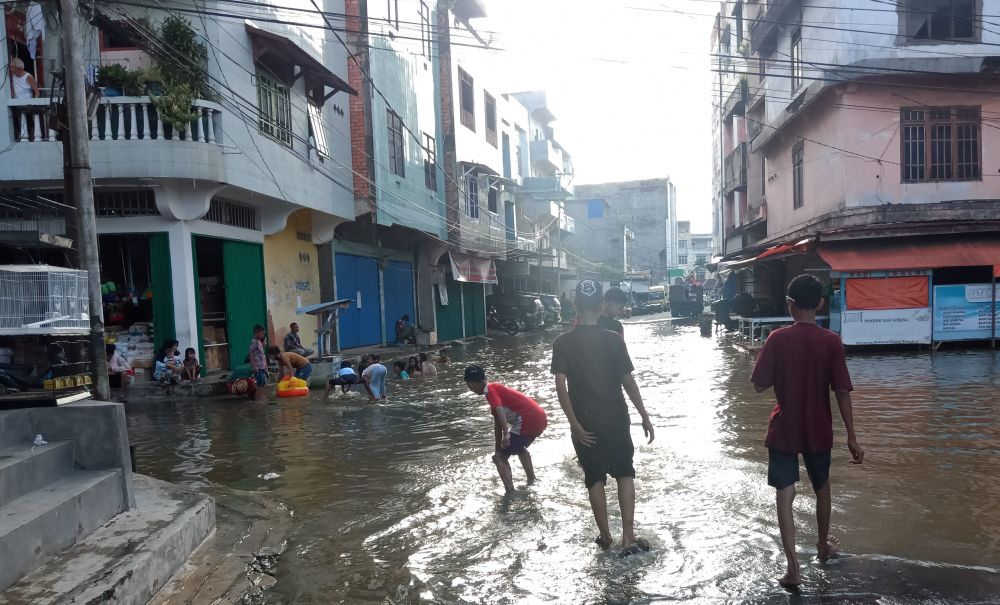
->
[126,317,1000,604]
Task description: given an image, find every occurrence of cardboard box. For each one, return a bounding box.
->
[204,347,229,372]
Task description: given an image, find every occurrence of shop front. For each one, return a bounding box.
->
[434,252,495,342]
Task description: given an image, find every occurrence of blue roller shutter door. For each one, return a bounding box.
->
[382,260,415,344]
[335,254,382,349]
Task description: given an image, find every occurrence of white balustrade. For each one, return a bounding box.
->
[7,97,223,145]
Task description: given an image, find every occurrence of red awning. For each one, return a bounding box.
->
[818,237,1000,278]
[717,238,813,273]
[449,252,498,284]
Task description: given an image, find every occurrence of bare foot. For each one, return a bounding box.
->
[818,536,841,562]
[777,571,801,588]
[526,476,536,486]
[595,535,613,551]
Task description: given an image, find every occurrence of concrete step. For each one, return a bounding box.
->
[0,442,73,508]
[1,474,214,605]
[0,470,124,593]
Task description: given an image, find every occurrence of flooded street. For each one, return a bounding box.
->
[126,317,1000,604]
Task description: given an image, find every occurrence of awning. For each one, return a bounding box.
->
[818,236,1000,278]
[449,252,498,284]
[245,23,357,101]
[717,238,813,274]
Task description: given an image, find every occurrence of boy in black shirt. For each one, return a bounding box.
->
[551,280,655,555]
[598,286,628,336]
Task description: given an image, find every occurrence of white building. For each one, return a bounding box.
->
[677,221,716,280]
[2,0,355,370]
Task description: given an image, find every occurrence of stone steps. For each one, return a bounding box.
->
[0,469,124,593]
[0,441,74,508]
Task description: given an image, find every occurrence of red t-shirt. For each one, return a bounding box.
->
[750,322,853,454]
[485,383,548,437]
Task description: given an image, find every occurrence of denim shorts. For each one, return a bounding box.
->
[295,363,313,380]
[253,369,268,387]
[767,449,831,490]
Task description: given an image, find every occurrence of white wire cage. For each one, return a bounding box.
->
[0,265,90,334]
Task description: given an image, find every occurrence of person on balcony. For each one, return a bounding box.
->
[283,322,314,358]
[9,58,39,99]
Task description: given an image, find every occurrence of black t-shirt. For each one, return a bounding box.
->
[550,324,634,428]
[597,314,624,336]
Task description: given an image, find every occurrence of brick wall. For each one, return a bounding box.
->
[345,0,371,206]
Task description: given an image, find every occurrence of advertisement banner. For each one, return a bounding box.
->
[841,308,932,345]
[448,252,498,284]
[932,284,1000,341]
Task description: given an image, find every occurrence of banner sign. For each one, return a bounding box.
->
[449,252,498,284]
[841,308,932,345]
[932,284,1000,341]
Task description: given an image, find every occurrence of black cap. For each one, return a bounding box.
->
[464,364,486,383]
[575,280,603,311]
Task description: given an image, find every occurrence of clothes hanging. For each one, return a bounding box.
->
[25,3,45,60]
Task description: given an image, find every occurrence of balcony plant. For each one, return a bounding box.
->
[96,64,129,96]
[150,15,208,130]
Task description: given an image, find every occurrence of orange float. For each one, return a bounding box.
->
[276,376,309,398]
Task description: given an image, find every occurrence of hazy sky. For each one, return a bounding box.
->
[481,0,716,232]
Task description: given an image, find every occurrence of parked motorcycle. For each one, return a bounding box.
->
[487,308,520,335]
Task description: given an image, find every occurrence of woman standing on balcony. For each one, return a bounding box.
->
[8,58,39,99]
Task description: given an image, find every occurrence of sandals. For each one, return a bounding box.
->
[619,537,651,558]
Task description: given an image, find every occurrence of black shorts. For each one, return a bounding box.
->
[497,432,538,458]
[573,419,635,489]
[329,374,359,386]
[768,449,831,490]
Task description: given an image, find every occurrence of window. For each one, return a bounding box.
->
[587,200,605,218]
[206,197,260,231]
[308,102,329,159]
[484,92,497,147]
[256,71,293,146]
[696,255,707,265]
[680,239,689,250]
[387,0,399,29]
[465,175,480,219]
[515,145,523,175]
[792,141,804,209]
[903,0,976,41]
[94,190,158,217]
[419,1,432,57]
[423,133,436,190]
[790,28,803,92]
[679,255,688,265]
[459,68,475,131]
[487,187,498,213]
[99,25,140,51]
[387,109,405,177]
[760,155,767,197]
[901,106,981,182]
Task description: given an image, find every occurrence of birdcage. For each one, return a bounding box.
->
[0,265,90,334]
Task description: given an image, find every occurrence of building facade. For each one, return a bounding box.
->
[712,0,1000,346]
[677,221,717,280]
[568,179,679,285]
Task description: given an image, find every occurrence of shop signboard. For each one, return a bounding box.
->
[840,308,932,345]
[932,284,1000,341]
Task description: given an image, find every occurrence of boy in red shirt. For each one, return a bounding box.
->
[465,365,548,494]
[751,274,864,588]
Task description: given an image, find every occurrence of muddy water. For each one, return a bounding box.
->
[126,318,1000,604]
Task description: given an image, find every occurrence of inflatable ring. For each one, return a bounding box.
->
[276,376,309,398]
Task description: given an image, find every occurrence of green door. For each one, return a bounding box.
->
[435,277,464,342]
[223,241,267,372]
[148,233,175,354]
[462,282,486,337]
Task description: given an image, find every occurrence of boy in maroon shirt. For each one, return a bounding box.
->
[750,274,864,588]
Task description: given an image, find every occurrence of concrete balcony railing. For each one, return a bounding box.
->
[9,96,223,144]
[723,79,748,120]
[724,143,748,194]
[530,139,563,175]
[559,213,576,235]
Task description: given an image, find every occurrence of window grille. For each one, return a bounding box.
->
[388,110,406,177]
[94,190,158,217]
[465,175,479,219]
[308,102,329,159]
[901,106,980,182]
[205,197,260,231]
[256,71,293,147]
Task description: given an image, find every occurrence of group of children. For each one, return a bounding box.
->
[460,274,863,584]
[324,348,451,402]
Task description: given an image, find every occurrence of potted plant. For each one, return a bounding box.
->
[150,16,209,131]
[96,64,129,97]
[141,67,164,96]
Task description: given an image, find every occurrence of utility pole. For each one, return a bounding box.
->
[60,0,109,400]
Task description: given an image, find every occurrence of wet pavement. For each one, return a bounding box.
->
[125,316,1000,604]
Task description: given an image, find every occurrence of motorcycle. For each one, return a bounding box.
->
[487,308,520,335]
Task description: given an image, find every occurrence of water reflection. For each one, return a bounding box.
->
[126,319,1000,604]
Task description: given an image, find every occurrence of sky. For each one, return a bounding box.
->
[480,0,717,233]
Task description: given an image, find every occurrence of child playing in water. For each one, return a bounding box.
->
[464,365,548,494]
[393,360,410,380]
[751,274,864,588]
[406,356,421,377]
[437,348,450,363]
[182,347,201,382]
[419,352,438,377]
[325,360,360,398]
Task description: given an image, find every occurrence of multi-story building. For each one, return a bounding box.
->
[3,0,355,370]
[568,179,679,285]
[713,0,1000,345]
[677,221,717,280]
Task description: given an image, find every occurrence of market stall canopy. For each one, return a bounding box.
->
[716,238,813,275]
[449,252,498,284]
[818,236,1000,277]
